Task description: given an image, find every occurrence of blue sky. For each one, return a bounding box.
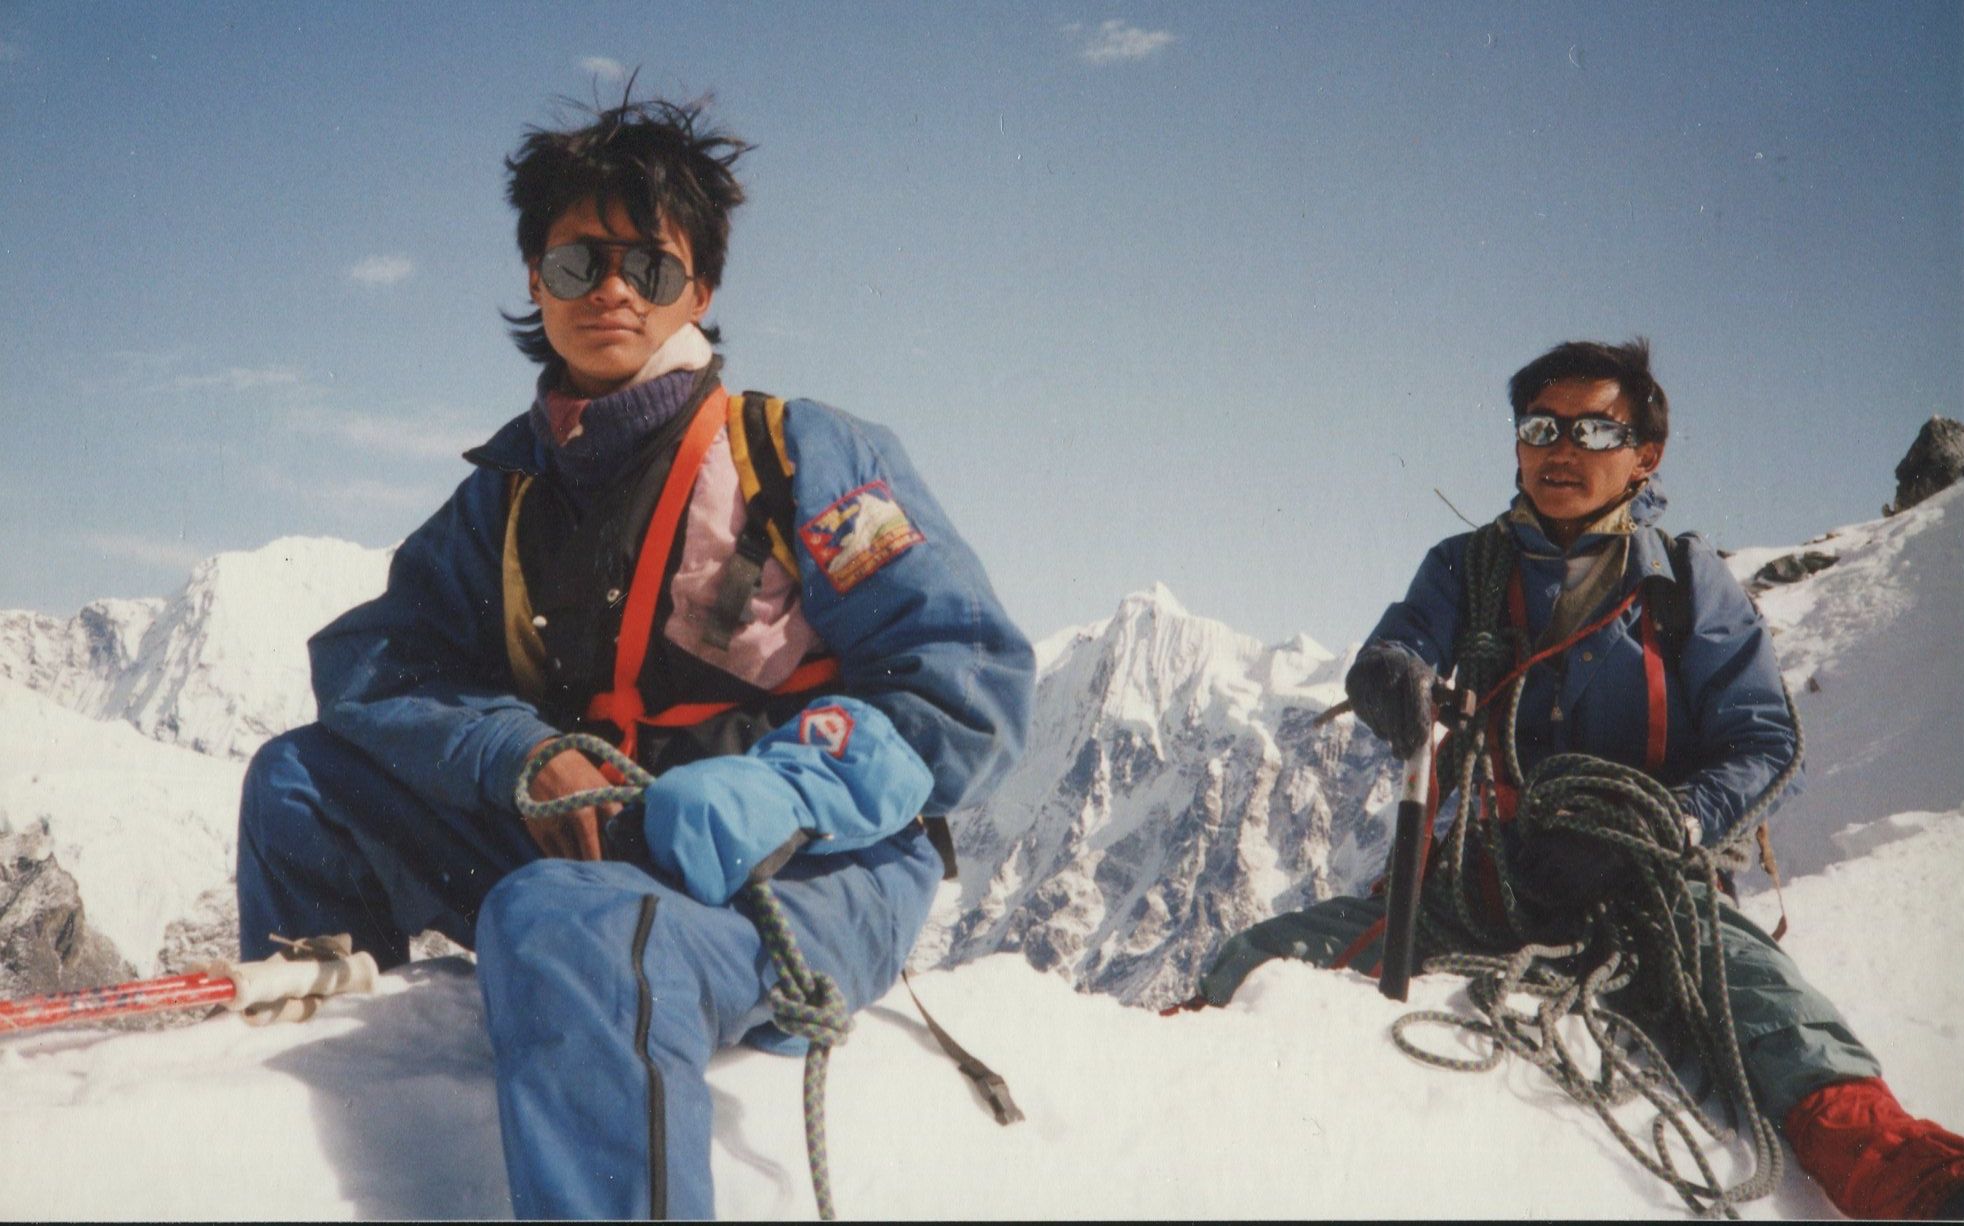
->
[2,2,1958,649]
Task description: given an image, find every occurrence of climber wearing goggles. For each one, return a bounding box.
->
[1509,374,1662,549]
[518,201,715,398]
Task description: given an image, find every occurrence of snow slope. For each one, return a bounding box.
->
[3,798,1957,1221]
[0,679,242,974]
[1723,484,1964,879]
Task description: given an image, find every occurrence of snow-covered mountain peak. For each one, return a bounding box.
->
[0,535,392,761]
[1124,579,1185,614]
[934,584,1383,1006]
[1072,584,1343,740]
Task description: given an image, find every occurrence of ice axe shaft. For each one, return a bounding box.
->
[0,940,378,1036]
[1377,682,1471,1002]
[1376,732,1432,1002]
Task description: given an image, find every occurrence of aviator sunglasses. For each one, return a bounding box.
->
[1516,412,1636,452]
[537,239,693,306]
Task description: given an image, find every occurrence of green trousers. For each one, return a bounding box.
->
[1197,888,1881,1123]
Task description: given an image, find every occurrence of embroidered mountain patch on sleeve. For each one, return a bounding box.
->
[797,480,925,594]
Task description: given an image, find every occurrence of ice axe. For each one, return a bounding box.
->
[0,934,378,1035]
[1376,682,1472,1003]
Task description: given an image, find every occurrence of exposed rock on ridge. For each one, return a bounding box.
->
[1886,415,1964,516]
[0,830,134,1001]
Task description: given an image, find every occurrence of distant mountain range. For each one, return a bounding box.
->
[4,483,1960,1007]
[0,537,389,762]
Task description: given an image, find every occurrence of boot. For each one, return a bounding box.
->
[1785,1077,1964,1219]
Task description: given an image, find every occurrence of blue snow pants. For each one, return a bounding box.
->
[237,723,541,964]
[236,722,943,1219]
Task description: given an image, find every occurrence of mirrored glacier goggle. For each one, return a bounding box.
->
[1515,412,1636,451]
[538,239,693,305]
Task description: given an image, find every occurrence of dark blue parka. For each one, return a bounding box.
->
[1366,485,1800,846]
[305,395,1034,901]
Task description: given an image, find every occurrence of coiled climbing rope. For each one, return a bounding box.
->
[1391,520,1803,1219]
[514,733,853,1221]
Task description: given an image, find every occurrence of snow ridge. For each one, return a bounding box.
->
[1723,484,1964,879]
[0,536,391,761]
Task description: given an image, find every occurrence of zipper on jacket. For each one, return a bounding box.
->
[632,895,666,1220]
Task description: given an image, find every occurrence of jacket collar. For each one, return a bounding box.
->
[462,412,548,476]
[1504,481,1678,600]
[1505,480,1669,559]
[460,329,720,480]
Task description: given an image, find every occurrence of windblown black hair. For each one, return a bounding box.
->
[1508,337,1670,445]
[500,84,751,361]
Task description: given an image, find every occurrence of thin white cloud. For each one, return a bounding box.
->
[0,37,23,63]
[334,475,453,514]
[1076,19,1175,64]
[83,531,205,574]
[247,460,448,515]
[168,366,307,395]
[111,347,192,374]
[581,56,627,82]
[348,255,415,287]
[288,403,478,461]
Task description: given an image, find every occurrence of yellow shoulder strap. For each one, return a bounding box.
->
[501,473,548,702]
[725,391,801,576]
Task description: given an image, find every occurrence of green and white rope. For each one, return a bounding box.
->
[516,732,853,1221]
[1390,520,1802,1219]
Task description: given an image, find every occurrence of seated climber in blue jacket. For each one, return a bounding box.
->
[235,94,1034,1218]
[1195,339,1963,1219]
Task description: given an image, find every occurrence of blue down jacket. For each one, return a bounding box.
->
[307,394,1034,895]
[1364,484,1800,846]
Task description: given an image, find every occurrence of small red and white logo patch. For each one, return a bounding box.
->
[798,705,856,758]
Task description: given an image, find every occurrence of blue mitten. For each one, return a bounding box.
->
[640,696,934,905]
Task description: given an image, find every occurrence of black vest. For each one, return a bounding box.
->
[514,379,821,774]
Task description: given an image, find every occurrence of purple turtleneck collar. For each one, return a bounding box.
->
[527,362,714,492]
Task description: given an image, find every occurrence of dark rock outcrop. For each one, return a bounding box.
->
[0,832,135,1000]
[1885,416,1964,516]
[1752,549,1839,592]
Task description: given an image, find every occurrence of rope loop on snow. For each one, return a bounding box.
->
[1394,518,1804,1219]
[516,733,850,1221]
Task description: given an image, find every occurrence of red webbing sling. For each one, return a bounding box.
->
[641,657,842,730]
[1638,593,1669,773]
[583,385,840,762]
[1331,564,1668,977]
